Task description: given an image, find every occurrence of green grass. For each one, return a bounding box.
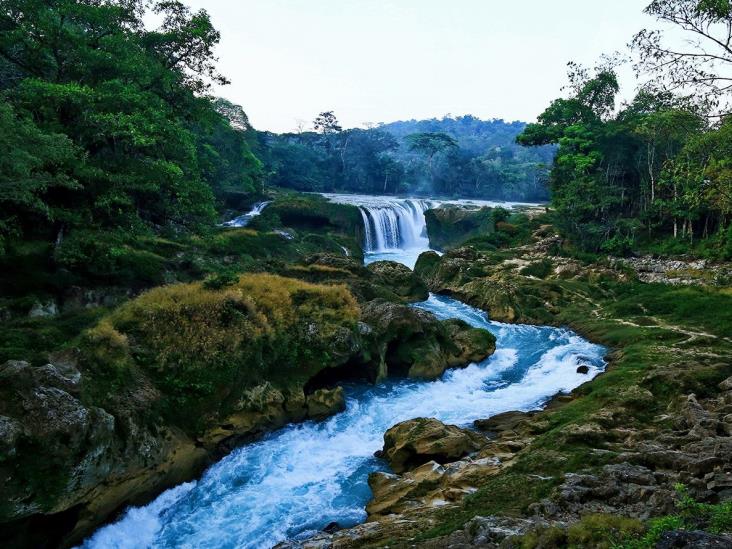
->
[0,308,107,365]
[411,265,732,544]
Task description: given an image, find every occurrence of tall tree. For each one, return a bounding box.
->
[0,0,262,263]
[405,132,458,188]
[633,0,732,116]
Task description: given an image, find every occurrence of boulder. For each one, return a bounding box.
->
[306,387,346,420]
[473,410,534,434]
[381,418,486,473]
[361,300,495,380]
[576,365,590,374]
[366,461,445,515]
[366,261,428,301]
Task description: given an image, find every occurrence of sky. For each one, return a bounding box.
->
[182,0,655,132]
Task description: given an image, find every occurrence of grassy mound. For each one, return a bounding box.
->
[82,274,359,431]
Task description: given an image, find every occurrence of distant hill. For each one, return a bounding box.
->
[258,114,555,201]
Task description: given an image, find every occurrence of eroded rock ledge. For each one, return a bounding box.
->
[0,268,494,548]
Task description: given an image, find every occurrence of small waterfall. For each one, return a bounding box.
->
[358,199,433,252]
[222,201,271,227]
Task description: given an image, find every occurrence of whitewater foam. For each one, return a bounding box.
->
[81,294,604,549]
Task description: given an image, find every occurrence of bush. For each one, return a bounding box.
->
[520,259,554,279]
[203,270,240,290]
[55,229,166,287]
[567,514,644,548]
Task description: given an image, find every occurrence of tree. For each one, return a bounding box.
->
[0,101,79,253]
[633,0,732,116]
[313,111,342,134]
[0,0,260,260]
[405,132,458,186]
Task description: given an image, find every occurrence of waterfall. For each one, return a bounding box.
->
[222,201,271,227]
[321,193,541,268]
[357,199,433,252]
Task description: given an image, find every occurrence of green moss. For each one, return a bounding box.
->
[81,274,360,432]
[0,308,107,365]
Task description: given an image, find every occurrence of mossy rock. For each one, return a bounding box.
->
[367,261,429,301]
[425,206,496,250]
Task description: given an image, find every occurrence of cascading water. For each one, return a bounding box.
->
[80,193,603,549]
[323,193,539,268]
[222,201,271,227]
[358,199,433,252]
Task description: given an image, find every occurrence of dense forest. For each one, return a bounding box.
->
[518,0,732,258]
[1,0,732,269]
[257,115,555,201]
[0,0,264,269]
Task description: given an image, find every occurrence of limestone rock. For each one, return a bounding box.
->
[28,299,58,318]
[367,462,445,515]
[306,387,346,420]
[656,530,732,548]
[366,260,428,301]
[473,410,534,434]
[362,300,495,380]
[381,418,486,473]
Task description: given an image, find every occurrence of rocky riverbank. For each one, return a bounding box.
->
[0,266,495,548]
[278,221,732,548]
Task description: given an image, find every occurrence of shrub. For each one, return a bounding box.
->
[203,270,240,290]
[520,259,554,279]
[567,513,644,548]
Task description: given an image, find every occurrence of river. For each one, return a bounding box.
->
[81,195,605,549]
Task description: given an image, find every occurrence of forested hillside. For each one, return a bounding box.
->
[257,115,554,201]
[0,0,263,272]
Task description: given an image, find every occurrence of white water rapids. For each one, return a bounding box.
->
[81,194,604,549]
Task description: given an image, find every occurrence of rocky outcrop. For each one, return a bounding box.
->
[362,300,495,380]
[614,256,732,286]
[306,387,346,420]
[424,206,495,250]
[656,530,732,548]
[380,418,487,473]
[366,260,428,301]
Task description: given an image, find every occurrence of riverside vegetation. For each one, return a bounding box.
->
[2,0,732,548]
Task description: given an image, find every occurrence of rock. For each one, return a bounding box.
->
[425,515,544,548]
[719,376,732,392]
[0,415,22,456]
[28,299,58,318]
[322,521,341,534]
[381,418,486,473]
[656,530,732,548]
[362,300,495,380]
[534,462,675,521]
[366,260,428,301]
[561,423,606,444]
[617,386,655,410]
[424,206,495,250]
[306,387,346,420]
[576,365,590,374]
[366,461,445,515]
[473,410,533,434]
[555,263,581,279]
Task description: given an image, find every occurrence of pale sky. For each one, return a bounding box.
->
[183,0,655,132]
